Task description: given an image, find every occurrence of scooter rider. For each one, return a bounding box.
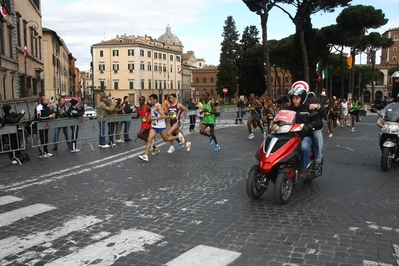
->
[286,85,322,179]
[291,81,326,171]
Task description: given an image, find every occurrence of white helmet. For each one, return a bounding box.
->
[288,84,308,105]
[291,81,309,92]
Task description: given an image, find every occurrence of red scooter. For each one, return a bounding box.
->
[246,110,323,204]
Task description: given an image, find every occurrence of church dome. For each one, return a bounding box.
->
[157,25,182,45]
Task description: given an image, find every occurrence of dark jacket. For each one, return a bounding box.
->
[54,103,68,118]
[36,104,54,120]
[123,102,133,114]
[307,93,327,129]
[188,102,197,110]
[4,112,25,124]
[286,102,313,138]
[68,106,85,118]
[0,116,4,127]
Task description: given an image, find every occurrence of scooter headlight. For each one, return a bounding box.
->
[383,123,399,133]
[275,124,292,134]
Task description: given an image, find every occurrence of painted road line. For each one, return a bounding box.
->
[0,196,22,206]
[0,203,56,228]
[0,216,102,260]
[0,144,167,193]
[46,229,163,265]
[166,245,241,266]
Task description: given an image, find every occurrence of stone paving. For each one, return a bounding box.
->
[0,115,398,265]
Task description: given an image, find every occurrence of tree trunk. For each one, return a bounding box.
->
[297,23,310,84]
[261,0,271,97]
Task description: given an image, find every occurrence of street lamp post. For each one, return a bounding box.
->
[24,20,39,97]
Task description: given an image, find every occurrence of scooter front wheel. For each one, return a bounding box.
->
[274,171,294,204]
[246,165,266,200]
[381,147,393,172]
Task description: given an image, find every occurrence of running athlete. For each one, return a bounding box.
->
[163,94,170,127]
[138,94,184,162]
[246,93,265,139]
[199,92,220,152]
[341,98,350,127]
[167,93,191,153]
[135,96,160,155]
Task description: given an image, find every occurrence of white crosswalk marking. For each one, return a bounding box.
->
[45,229,163,265]
[0,196,22,206]
[0,203,56,228]
[166,245,241,266]
[0,216,102,260]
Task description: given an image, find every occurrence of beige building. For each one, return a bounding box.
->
[42,28,76,99]
[0,0,44,100]
[91,25,190,105]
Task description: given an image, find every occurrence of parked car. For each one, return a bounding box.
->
[83,106,97,119]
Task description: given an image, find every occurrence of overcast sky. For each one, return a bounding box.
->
[42,0,399,71]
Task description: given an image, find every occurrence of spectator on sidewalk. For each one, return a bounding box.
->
[96,94,116,148]
[53,97,71,151]
[108,98,125,145]
[3,105,28,164]
[122,96,134,142]
[188,98,198,132]
[67,99,86,153]
[35,96,56,158]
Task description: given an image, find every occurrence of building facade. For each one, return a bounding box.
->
[0,0,44,100]
[91,25,187,105]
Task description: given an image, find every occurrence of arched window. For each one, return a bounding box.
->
[195,77,199,83]
[203,77,207,83]
[210,77,214,83]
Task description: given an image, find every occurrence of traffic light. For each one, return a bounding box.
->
[346,55,353,69]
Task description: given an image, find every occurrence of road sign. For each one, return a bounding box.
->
[223,88,228,93]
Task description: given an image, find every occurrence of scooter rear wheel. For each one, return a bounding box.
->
[246,165,266,199]
[274,171,294,204]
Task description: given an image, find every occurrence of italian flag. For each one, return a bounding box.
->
[177,65,182,74]
[23,46,28,58]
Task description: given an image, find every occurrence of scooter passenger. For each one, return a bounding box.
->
[286,86,322,179]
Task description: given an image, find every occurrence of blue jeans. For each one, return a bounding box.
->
[312,130,323,164]
[301,136,313,171]
[53,127,70,148]
[123,120,131,140]
[108,122,115,143]
[98,121,107,145]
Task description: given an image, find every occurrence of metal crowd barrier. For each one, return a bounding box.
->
[0,124,26,165]
[30,118,95,152]
[101,114,143,147]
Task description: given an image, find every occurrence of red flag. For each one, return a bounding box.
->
[23,46,28,58]
[316,75,321,83]
[0,5,7,17]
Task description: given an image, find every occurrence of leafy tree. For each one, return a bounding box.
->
[216,16,240,100]
[242,0,278,96]
[237,26,266,97]
[336,5,388,96]
[274,0,351,84]
[388,67,399,76]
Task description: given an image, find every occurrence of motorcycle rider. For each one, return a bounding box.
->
[291,81,326,171]
[286,85,323,179]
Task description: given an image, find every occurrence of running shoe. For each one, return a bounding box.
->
[167,146,176,153]
[351,127,355,132]
[252,127,256,132]
[214,144,220,152]
[347,123,350,127]
[46,153,53,157]
[71,149,81,153]
[11,159,18,164]
[209,136,214,144]
[177,143,185,149]
[186,142,191,151]
[178,133,185,144]
[39,153,48,159]
[138,155,148,161]
[328,133,333,138]
[248,133,254,139]
[151,148,160,155]
[100,144,110,148]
